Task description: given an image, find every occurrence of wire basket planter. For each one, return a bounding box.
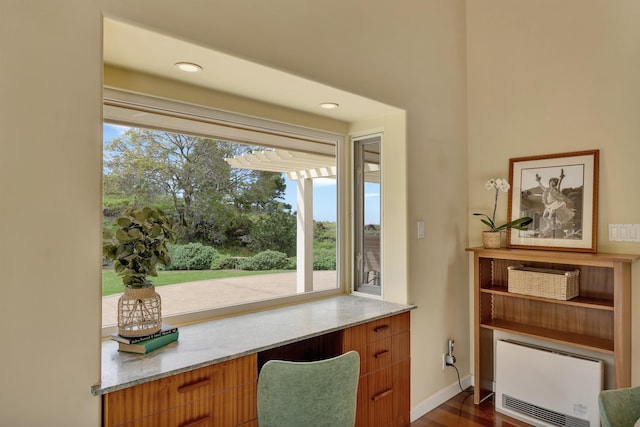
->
[117,285,162,338]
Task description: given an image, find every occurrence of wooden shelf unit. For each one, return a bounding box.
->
[467,247,638,405]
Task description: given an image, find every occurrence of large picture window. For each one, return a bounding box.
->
[102,90,343,333]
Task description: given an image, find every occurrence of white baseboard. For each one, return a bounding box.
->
[410,374,474,422]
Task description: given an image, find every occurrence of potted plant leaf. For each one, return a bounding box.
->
[103,206,176,337]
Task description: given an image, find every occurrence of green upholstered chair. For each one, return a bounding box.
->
[257,350,360,427]
[599,386,640,427]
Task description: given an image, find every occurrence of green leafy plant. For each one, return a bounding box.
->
[166,243,219,271]
[211,254,239,270]
[238,250,288,271]
[473,178,533,232]
[313,248,336,270]
[103,206,176,287]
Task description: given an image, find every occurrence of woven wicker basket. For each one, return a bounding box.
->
[117,285,162,338]
[507,266,579,300]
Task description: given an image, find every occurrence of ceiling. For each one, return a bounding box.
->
[103,18,401,123]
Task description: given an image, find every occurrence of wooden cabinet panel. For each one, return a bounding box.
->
[364,363,395,426]
[214,383,257,426]
[392,359,411,427]
[103,376,174,425]
[103,354,257,427]
[390,312,410,336]
[344,312,410,374]
[118,398,212,427]
[361,331,410,374]
[344,312,411,427]
[107,385,256,427]
[366,337,393,373]
[356,359,410,427]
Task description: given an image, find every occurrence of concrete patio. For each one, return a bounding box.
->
[102,271,337,327]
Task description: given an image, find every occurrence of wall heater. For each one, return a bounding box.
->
[495,340,603,427]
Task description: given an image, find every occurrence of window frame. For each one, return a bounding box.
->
[102,88,346,337]
[351,133,383,298]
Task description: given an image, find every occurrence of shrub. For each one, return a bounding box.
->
[313,248,336,271]
[211,254,239,270]
[285,256,297,270]
[238,250,288,271]
[167,243,218,270]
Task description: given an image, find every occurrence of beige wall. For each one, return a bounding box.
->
[0,1,104,425]
[467,0,640,383]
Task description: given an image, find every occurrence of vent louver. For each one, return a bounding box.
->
[503,395,590,427]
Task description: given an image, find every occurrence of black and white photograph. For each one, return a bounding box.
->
[507,150,599,252]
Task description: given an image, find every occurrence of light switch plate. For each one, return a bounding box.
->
[608,224,640,242]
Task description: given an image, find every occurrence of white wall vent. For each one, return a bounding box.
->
[496,340,603,427]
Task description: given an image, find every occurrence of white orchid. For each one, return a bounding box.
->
[473,178,532,232]
[495,178,510,192]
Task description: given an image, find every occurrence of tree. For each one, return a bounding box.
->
[249,202,297,256]
[104,128,297,253]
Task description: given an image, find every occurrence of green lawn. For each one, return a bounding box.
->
[102,269,293,297]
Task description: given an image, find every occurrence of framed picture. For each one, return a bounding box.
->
[507,150,599,252]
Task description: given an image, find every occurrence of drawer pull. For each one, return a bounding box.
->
[374,325,390,333]
[372,388,393,401]
[177,378,210,393]
[374,350,390,359]
[179,415,211,427]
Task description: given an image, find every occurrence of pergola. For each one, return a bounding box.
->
[226,148,380,293]
[226,148,336,292]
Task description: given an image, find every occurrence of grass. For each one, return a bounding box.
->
[102,269,293,297]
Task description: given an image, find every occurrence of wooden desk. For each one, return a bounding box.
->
[93,295,415,427]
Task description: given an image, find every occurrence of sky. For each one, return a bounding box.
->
[103,124,380,224]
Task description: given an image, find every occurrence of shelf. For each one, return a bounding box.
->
[467,247,640,266]
[480,287,614,311]
[480,319,614,353]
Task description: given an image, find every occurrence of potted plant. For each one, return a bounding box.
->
[103,206,176,337]
[473,178,532,248]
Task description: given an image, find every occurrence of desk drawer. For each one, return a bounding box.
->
[363,331,410,374]
[345,312,409,346]
[111,383,257,427]
[356,359,410,427]
[104,355,257,426]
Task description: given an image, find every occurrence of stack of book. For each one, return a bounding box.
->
[111,324,179,354]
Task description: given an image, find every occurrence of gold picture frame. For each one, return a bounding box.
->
[507,150,599,252]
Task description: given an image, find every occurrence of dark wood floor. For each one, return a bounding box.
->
[411,388,532,427]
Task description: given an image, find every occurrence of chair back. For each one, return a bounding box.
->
[257,350,360,427]
[599,386,640,427]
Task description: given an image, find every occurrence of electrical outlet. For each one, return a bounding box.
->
[443,338,456,368]
[442,353,455,369]
[445,353,455,366]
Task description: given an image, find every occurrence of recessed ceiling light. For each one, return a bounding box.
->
[319,102,339,109]
[175,62,203,73]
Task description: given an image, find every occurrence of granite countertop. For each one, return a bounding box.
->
[92,295,416,396]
